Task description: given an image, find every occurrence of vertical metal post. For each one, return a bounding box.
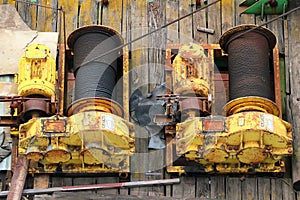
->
[7,156,29,200]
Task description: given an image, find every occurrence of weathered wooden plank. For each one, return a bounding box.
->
[281,178,295,200]
[210,176,225,199]
[257,178,271,200]
[288,7,300,193]
[121,0,130,42]
[226,177,242,200]
[130,126,149,196]
[220,0,234,34]
[128,4,149,196]
[146,150,165,197]
[78,0,97,27]
[235,0,255,25]
[101,0,122,32]
[166,0,179,44]
[129,0,148,92]
[241,178,257,200]
[16,0,31,28]
[33,174,49,189]
[96,177,119,195]
[267,16,285,54]
[29,1,38,30]
[195,176,210,199]
[147,0,166,89]
[271,178,283,200]
[58,0,78,43]
[207,0,221,43]
[73,177,96,186]
[51,177,72,187]
[255,15,267,26]
[41,0,58,32]
[283,17,290,95]
[193,1,208,44]
[172,176,196,198]
[164,137,173,197]
[179,0,193,44]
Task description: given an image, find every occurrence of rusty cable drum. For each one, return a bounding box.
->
[219,25,276,102]
[68,25,123,102]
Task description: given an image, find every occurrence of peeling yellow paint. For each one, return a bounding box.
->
[29,2,37,30]
[78,0,95,27]
[37,0,56,32]
[58,0,79,44]
[102,0,122,32]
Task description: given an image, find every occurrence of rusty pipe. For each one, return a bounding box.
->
[7,156,29,200]
[1,178,180,197]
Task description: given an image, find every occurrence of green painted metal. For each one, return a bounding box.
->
[239,0,288,18]
[240,0,258,7]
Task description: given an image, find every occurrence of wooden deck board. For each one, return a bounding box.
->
[102,0,122,32]
[257,178,271,200]
[179,0,193,44]
[226,177,242,200]
[271,178,283,200]
[78,0,97,27]
[288,7,300,194]
[195,176,210,199]
[172,176,196,198]
[58,0,78,43]
[192,2,208,44]
[207,0,221,43]
[166,0,179,44]
[235,0,255,25]
[241,178,258,200]
[37,0,58,32]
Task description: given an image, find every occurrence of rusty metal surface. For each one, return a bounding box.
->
[180,98,210,117]
[172,112,292,173]
[22,99,49,120]
[220,26,276,101]
[0,96,55,126]
[172,43,210,97]
[163,43,291,174]
[273,45,282,118]
[7,156,28,200]
[17,111,134,174]
[67,97,124,117]
[0,178,180,197]
[58,44,65,116]
[223,96,280,116]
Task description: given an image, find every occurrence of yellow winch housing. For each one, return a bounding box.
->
[174,111,292,173]
[18,111,135,173]
[172,43,210,97]
[17,44,56,98]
